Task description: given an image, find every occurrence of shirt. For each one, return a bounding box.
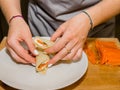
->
[28,0,115,37]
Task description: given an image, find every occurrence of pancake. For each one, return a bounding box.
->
[36,51,50,73]
[33,36,54,50]
[33,36,54,73]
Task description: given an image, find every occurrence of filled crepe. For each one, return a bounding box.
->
[33,36,54,50]
[36,51,50,73]
[33,36,54,73]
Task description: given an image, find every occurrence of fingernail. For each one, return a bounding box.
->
[48,64,53,68]
[34,49,39,55]
[31,63,36,66]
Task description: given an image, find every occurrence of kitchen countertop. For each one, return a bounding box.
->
[0,37,120,90]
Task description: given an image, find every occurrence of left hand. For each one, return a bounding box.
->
[45,13,91,65]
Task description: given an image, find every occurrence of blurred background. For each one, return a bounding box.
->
[0,1,120,42]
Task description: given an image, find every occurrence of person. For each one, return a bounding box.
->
[0,0,120,67]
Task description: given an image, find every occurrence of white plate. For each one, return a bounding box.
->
[0,37,88,90]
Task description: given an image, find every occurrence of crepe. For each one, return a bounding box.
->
[33,36,54,50]
[33,36,54,73]
[36,51,50,73]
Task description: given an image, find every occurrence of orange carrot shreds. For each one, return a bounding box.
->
[37,40,47,46]
[84,41,100,64]
[95,40,118,49]
[95,40,120,66]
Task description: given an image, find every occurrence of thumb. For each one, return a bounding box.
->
[24,36,39,56]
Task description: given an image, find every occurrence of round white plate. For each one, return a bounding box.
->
[0,37,88,90]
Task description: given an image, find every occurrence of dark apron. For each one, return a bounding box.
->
[28,0,115,37]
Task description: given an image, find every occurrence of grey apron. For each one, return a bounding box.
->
[28,0,115,37]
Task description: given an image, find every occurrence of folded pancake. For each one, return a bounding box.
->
[33,36,54,73]
[33,36,54,50]
[36,51,50,73]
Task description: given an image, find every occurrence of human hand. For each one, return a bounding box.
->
[6,18,38,64]
[45,13,91,66]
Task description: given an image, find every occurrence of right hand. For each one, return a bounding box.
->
[6,17,36,64]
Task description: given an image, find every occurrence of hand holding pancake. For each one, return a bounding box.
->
[6,18,36,64]
[45,13,91,66]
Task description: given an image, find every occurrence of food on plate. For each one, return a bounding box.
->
[36,51,50,73]
[33,36,54,50]
[33,36,54,73]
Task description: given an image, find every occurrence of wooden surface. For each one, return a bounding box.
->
[0,37,120,90]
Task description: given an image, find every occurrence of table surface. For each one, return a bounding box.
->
[0,37,120,90]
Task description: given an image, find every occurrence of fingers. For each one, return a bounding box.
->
[46,35,70,54]
[46,36,77,65]
[24,36,38,56]
[45,14,88,66]
[6,18,37,64]
[62,42,81,60]
[7,40,36,64]
[6,46,29,64]
[72,48,83,61]
[48,46,70,65]
[51,24,66,41]
[48,36,85,67]
[48,38,84,66]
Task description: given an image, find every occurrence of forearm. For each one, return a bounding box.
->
[86,0,120,28]
[0,0,21,23]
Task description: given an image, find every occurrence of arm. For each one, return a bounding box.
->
[46,0,120,66]
[0,0,37,64]
[0,0,21,23]
[86,0,120,28]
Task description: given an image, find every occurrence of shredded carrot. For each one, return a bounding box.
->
[38,62,48,71]
[84,41,100,64]
[84,39,120,66]
[95,40,120,65]
[37,40,47,46]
